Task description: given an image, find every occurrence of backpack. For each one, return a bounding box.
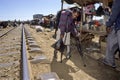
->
[56,10,62,28]
[55,9,67,30]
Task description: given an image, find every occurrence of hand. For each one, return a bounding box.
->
[60,34,64,39]
[76,32,80,37]
[55,39,63,49]
[106,27,111,34]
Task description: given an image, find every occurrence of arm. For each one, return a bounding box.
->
[71,25,78,37]
[70,20,79,37]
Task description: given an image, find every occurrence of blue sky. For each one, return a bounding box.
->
[0,0,101,21]
[0,0,77,21]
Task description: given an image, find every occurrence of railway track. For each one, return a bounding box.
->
[0,25,31,80]
[0,26,22,80]
[0,27,15,38]
[23,25,59,80]
[0,24,60,80]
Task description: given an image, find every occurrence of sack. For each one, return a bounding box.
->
[54,39,64,50]
[54,39,62,49]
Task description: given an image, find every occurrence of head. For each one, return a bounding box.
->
[71,8,80,19]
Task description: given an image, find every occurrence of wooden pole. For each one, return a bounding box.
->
[80,0,84,32]
[61,0,64,10]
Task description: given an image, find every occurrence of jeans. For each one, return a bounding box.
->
[105,29,120,66]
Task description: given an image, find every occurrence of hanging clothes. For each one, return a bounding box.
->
[96,6,104,16]
[84,4,95,15]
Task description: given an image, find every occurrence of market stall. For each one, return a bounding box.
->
[62,0,113,53]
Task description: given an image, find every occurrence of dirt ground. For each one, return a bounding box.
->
[26,25,120,80]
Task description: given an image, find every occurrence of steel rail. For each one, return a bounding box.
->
[21,25,30,80]
[0,27,15,38]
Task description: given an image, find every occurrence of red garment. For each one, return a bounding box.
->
[94,20,101,27]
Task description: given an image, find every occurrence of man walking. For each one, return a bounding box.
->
[102,0,120,68]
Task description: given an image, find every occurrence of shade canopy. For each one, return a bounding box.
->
[64,0,113,6]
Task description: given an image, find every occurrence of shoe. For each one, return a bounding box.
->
[66,55,71,59]
[100,58,116,68]
[54,50,57,59]
[53,55,57,59]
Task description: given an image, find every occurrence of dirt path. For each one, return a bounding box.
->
[27,25,120,80]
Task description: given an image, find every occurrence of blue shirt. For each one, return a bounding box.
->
[106,0,120,31]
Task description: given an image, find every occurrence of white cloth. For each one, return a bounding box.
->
[35,26,44,32]
[56,28,70,45]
